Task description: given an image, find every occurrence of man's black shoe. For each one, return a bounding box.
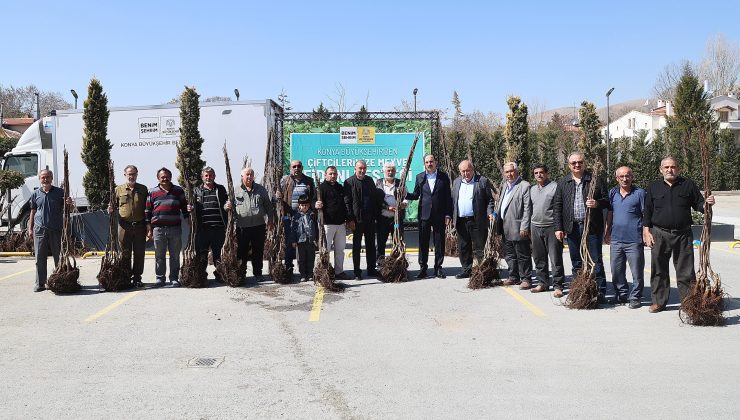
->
[597,294,608,304]
[416,270,428,279]
[455,271,470,279]
[628,300,642,309]
[353,273,363,281]
[367,269,382,277]
[133,280,144,288]
[435,268,446,279]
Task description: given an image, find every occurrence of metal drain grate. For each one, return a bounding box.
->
[187,357,224,368]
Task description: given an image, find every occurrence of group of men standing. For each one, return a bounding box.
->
[31,164,275,291]
[30,151,715,314]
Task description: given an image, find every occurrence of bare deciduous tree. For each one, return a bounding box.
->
[326,82,358,113]
[653,61,695,101]
[699,33,740,96]
[0,85,72,118]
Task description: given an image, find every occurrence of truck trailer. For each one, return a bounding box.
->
[2,99,282,227]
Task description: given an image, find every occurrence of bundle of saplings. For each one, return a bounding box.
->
[380,133,420,283]
[680,127,725,326]
[97,160,132,291]
[468,191,502,290]
[179,148,208,288]
[564,163,602,310]
[48,149,81,294]
[312,173,344,292]
[217,144,241,287]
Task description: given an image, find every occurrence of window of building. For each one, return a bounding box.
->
[719,110,729,122]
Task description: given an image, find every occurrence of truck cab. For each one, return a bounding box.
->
[2,118,56,227]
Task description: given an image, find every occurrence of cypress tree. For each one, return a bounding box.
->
[176,86,206,187]
[577,101,603,164]
[80,78,112,210]
[665,64,713,182]
[503,96,530,177]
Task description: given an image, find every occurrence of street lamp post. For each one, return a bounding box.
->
[35,92,40,120]
[606,87,614,175]
[413,88,418,112]
[70,89,78,109]
[234,89,240,101]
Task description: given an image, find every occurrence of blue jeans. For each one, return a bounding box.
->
[566,221,606,295]
[610,241,644,301]
[153,225,182,282]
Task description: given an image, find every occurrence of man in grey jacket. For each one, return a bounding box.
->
[231,167,275,281]
[496,162,532,288]
[528,164,565,296]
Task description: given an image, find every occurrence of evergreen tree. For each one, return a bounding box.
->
[80,78,111,210]
[277,88,292,111]
[646,129,667,182]
[469,129,505,180]
[535,126,561,181]
[665,64,713,182]
[176,86,206,187]
[627,131,651,189]
[312,102,331,121]
[451,91,463,119]
[503,96,530,178]
[577,100,603,165]
[354,105,370,122]
[713,129,740,190]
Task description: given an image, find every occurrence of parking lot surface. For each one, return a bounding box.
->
[1,242,739,419]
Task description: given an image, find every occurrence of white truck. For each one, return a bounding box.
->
[2,100,281,227]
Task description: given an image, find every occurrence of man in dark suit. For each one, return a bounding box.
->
[344,159,383,280]
[406,154,453,279]
[451,160,495,279]
[554,152,609,303]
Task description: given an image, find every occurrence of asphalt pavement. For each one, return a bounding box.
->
[1,238,739,419]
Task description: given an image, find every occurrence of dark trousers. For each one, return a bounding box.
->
[119,222,147,281]
[283,216,295,271]
[650,227,695,306]
[376,216,403,264]
[503,238,532,282]
[353,221,377,275]
[530,224,565,289]
[297,242,316,278]
[237,224,266,277]
[33,227,61,289]
[418,218,445,270]
[566,221,606,295]
[456,217,486,274]
[195,226,226,278]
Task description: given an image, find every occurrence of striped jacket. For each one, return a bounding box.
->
[145,184,188,226]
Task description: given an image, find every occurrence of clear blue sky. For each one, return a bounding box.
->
[3,0,737,116]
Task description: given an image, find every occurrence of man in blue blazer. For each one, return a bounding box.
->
[451,160,496,278]
[406,154,453,279]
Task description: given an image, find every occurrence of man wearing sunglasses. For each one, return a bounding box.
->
[553,152,609,302]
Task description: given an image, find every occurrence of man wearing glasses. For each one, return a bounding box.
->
[553,152,609,302]
[275,160,316,276]
[604,166,646,309]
